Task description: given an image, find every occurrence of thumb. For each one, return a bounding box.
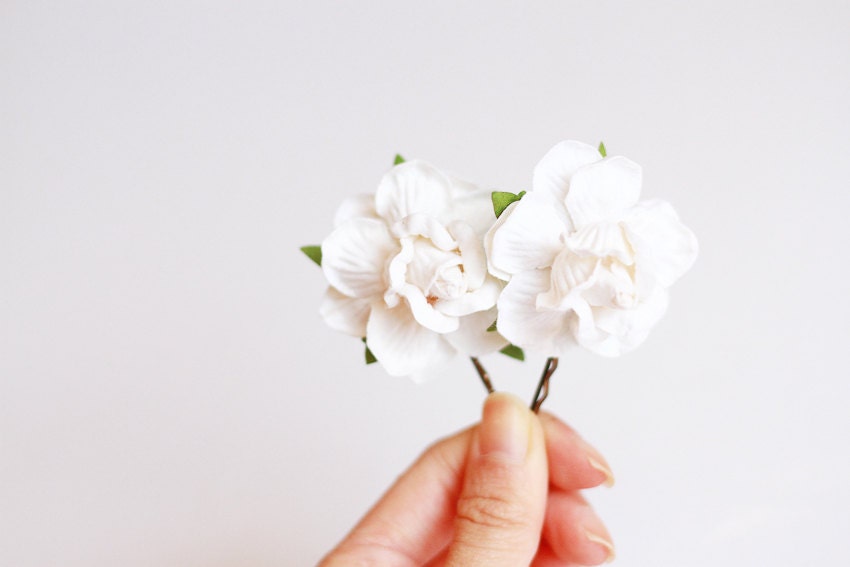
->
[446,393,548,566]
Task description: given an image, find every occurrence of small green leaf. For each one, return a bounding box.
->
[486,320,498,332]
[598,141,607,158]
[362,337,377,364]
[394,154,406,165]
[300,245,322,266]
[364,346,377,364]
[492,190,526,218]
[499,344,525,361]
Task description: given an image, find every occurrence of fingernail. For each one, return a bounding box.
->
[587,455,616,487]
[584,529,616,563]
[478,393,531,462]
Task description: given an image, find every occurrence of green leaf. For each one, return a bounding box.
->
[598,141,607,158]
[364,346,377,364]
[362,337,377,364]
[394,154,405,165]
[300,245,322,266]
[499,344,525,361]
[486,320,498,332]
[492,190,526,218]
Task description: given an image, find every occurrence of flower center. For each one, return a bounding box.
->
[537,246,638,313]
[406,238,467,301]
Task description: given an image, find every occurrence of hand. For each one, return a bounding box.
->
[320,393,615,566]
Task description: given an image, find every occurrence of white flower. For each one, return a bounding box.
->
[320,160,507,378]
[485,141,698,357]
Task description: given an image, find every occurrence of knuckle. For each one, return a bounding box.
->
[455,491,528,532]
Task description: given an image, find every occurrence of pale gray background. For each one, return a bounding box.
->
[2,1,849,565]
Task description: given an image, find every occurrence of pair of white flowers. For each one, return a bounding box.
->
[314,141,698,379]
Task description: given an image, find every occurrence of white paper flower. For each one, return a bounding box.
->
[485,141,698,357]
[320,160,508,378]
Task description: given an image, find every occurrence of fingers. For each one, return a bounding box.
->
[432,490,616,567]
[319,426,473,566]
[539,413,615,565]
[445,393,548,567]
[542,490,615,565]
[532,541,590,567]
[321,399,614,566]
[540,412,615,491]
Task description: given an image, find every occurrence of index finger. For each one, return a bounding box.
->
[320,426,473,566]
[540,412,614,491]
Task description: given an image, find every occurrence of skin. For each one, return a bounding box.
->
[320,393,615,566]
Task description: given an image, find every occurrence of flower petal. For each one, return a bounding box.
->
[487,192,569,277]
[444,307,508,356]
[624,199,698,287]
[322,218,397,299]
[333,194,378,227]
[581,261,637,309]
[402,238,462,295]
[448,220,486,290]
[391,213,457,251]
[564,222,634,265]
[566,156,642,227]
[375,160,451,225]
[367,302,455,378]
[385,237,414,307]
[536,252,598,311]
[446,173,481,196]
[596,286,669,338]
[532,140,603,203]
[437,276,501,317]
[319,287,370,337]
[396,283,459,333]
[443,187,494,235]
[575,287,669,356]
[483,201,517,281]
[496,268,577,355]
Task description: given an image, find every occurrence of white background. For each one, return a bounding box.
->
[2,1,849,565]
